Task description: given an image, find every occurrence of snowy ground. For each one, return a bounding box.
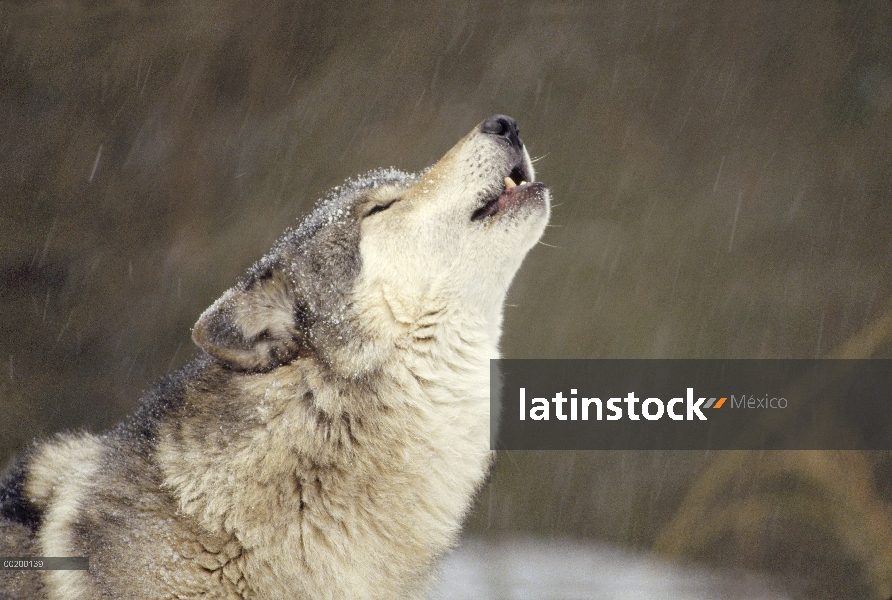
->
[431,538,794,600]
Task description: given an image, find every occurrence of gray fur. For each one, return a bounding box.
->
[0,117,549,599]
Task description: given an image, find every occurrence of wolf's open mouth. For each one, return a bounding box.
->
[472,164,539,221]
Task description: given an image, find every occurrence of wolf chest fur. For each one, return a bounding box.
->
[0,115,550,599]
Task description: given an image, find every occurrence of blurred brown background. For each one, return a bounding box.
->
[2,1,892,598]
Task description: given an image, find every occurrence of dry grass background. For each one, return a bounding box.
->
[1,1,892,598]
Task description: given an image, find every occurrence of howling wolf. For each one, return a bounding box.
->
[0,115,549,599]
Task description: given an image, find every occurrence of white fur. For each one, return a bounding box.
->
[27,434,103,599]
[12,119,549,599]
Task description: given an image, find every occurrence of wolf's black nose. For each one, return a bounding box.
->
[481,114,522,150]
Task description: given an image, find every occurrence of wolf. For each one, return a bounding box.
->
[0,115,549,599]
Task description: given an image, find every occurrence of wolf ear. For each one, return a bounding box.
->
[192,273,306,372]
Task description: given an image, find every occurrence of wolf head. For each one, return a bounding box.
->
[192,115,549,375]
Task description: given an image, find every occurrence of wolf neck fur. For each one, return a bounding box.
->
[154,316,494,595]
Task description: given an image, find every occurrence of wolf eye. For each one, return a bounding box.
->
[364,199,399,218]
